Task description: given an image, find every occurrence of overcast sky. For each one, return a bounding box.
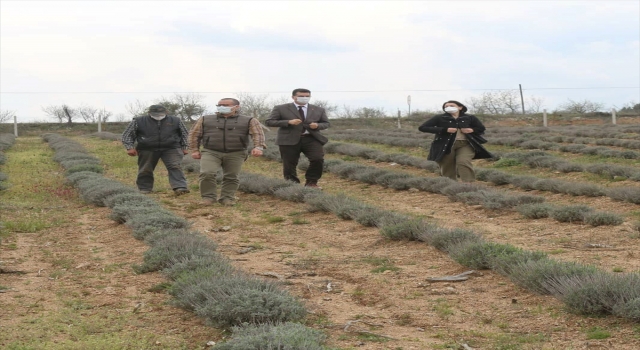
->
[1,0,639,122]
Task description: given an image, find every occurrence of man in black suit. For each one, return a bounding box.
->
[265,88,330,187]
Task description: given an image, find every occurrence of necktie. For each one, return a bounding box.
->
[298,106,305,121]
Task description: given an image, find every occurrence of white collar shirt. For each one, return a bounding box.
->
[294,103,309,134]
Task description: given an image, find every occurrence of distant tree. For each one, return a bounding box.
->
[352,107,387,118]
[172,93,207,121]
[236,92,271,119]
[0,110,15,123]
[311,99,338,116]
[78,105,112,123]
[335,105,357,118]
[125,99,149,117]
[469,90,545,114]
[618,101,640,114]
[113,113,131,122]
[42,104,79,124]
[557,99,605,114]
[155,93,207,122]
[526,96,545,114]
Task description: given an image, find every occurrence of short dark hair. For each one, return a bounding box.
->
[220,98,240,105]
[442,100,468,114]
[292,88,311,97]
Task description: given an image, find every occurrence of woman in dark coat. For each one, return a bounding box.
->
[418,100,492,182]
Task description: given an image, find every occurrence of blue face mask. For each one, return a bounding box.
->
[295,97,310,104]
[217,106,233,114]
[444,106,459,113]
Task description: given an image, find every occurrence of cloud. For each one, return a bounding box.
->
[1,0,638,121]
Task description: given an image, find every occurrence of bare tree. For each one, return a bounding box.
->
[113,113,131,122]
[311,99,338,116]
[557,99,605,114]
[468,90,521,114]
[42,104,79,124]
[236,92,271,119]
[125,99,149,117]
[172,93,207,121]
[269,95,290,106]
[0,110,15,123]
[335,105,357,118]
[526,96,545,113]
[78,105,112,123]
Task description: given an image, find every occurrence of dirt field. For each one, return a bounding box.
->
[1,135,639,349]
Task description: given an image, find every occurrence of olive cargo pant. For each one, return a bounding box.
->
[199,149,247,202]
[438,140,476,182]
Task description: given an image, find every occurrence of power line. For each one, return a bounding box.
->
[1,87,639,94]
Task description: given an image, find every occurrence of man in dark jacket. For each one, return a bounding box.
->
[418,100,492,182]
[121,105,190,195]
[265,88,330,187]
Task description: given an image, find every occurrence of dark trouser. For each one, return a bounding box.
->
[279,136,324,184]
[136,148,188,191]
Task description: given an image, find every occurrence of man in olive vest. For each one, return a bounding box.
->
[121,105,190,195]
[188,98,266,206]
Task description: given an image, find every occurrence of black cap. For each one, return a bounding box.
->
[149,105,167,113]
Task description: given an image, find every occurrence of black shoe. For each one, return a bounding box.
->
[174,188,190,196]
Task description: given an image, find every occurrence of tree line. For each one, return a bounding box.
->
[1,92,638,124]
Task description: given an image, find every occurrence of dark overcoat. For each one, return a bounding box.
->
[418,113,493,162]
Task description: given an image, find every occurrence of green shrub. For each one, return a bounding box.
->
[170,267,239,308]
[214,322,326,350]
[508,259,598,295]
[273,185,320,202]
[583,212,624,227]
[103,192,157,209]
[379,219,427,240]
[517,203,554,219]
[545,272,640,316]
[163,254,236,281]
[193,275,307,327]
[447,241,525,270]
[135,233,219,273]
[493,158,521,168]
[605,187,640,204]
[612,298,640,320]
[238,173,295,194]
[419,228,481,252]
[65,163,104,175]
[305,193,371,220]
[109,203,167,223]
[550,205,593,223]
[80,182,138,206]
[126,213,190,240]
[65,171,103,186]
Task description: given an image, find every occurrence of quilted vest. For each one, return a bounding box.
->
[201,114,253,152]
[135,115,182,150]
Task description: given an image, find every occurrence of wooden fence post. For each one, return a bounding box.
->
[543,109,548,127]
[13,115,18,137]
[612,108,617,125]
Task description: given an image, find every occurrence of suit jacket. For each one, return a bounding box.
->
[265,103,330,145]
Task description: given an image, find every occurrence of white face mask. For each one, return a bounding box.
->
[295,97,310,104]
[444,106,460,113]
[150,114,166,120]
[217,106,234,114]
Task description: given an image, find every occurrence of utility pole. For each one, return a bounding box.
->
[397,109,401,129]
[519,84,525,114]
[407,95,412,117]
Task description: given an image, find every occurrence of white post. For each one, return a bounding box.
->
[397,109,401,129]
[98,115,102,133]
[543,109,547,127]
[612,108,617,125]
[13,115,18,137]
